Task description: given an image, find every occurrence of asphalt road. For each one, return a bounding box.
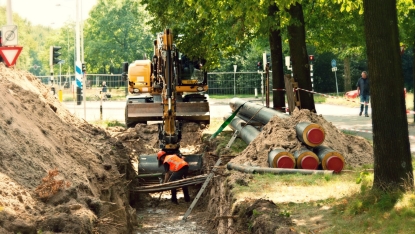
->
[63,98,415,152]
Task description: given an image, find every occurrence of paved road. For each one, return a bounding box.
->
[64,99,415,152]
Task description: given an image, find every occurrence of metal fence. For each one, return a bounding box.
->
[37,74,125,90]
[206,72,272,96]
[37,72,271,96]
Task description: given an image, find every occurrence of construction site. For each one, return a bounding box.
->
[0,59,377,233]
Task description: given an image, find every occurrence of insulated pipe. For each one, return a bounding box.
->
[224,113,260,144]
[229,98,289,124]
[313,145,345,173]
[293,148,320,170]
[295,122,325,147]
[227,162,333,175]
[225,114,296,169]
[229,98,325,147]
[268,148,296,169]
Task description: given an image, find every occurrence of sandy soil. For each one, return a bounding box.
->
[0,64,137,233]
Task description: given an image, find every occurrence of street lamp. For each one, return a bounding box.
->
[233,65,237,97]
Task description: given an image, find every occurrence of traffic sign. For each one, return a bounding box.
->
[0,46,23,67]
[331,59,336,68]
[2,25,18,46]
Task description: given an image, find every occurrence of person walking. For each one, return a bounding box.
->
[356,71,370,117]
[157,151,191,204]
[101,81,108,101]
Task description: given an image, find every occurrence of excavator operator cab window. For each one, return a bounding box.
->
[180,55,205,84]
[180,55,194,81]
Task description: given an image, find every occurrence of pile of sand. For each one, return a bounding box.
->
[230,108,374,168]
[0,64,136,233]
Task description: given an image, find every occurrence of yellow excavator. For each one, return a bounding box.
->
[122,29,206,179]
[123,31,210,129]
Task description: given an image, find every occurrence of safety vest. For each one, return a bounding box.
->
[164,155,188,172]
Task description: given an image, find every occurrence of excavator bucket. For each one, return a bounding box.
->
[138,154,204,175]
[126,99,210,127]
[176,102,210,123]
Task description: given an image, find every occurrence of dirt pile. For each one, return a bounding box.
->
[230,107,374,169]
[0,64,136,233]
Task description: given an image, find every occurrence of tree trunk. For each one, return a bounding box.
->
[268,4,285,111]
[287,3,316,112]
[343,56,351,91]
[363,0,413,191]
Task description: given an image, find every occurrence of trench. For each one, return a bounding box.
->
[128,152,230,233]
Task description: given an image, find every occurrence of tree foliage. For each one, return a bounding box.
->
[83,0,154,74]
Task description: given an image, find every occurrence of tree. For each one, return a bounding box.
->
[363,0,413,190]
[268,4,286,111]
[286,2,316,112]
[304,1,365,92]
[84,0,154,74]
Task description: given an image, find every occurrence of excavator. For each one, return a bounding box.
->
[123,32,210,129]
[122,29,207,183]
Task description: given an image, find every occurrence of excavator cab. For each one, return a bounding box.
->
[124,52,209,128]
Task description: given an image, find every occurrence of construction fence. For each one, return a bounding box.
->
[37,72,273,98]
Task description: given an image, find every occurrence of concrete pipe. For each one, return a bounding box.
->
[293,148,320,170]
[268,148,296,169]
[313,145,345,173]
[224,113,260,144]
[295,122,325,147]
[227,162,334,175]
[229,97,288,124]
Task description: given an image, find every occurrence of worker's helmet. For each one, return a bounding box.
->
[157,151,166,160]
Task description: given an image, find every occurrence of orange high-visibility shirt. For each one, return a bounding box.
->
[164,154,188,172]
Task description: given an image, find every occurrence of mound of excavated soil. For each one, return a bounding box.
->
[0,64,136,233]
[230,108,374,169]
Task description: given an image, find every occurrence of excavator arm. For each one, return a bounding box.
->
[157,29,181,154]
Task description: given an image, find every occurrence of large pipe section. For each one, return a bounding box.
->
[229,98,288,124]
[268,148,296,169]
[313,145,345,173]
[225,114,299,169]
[295,122,325,147]
[229,98,325,147]
[293,148,320,170]
[224,113,260,144]
[227,162,334,175]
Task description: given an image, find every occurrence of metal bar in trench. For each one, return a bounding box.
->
[182,158,222,222]
[131,175,208,193]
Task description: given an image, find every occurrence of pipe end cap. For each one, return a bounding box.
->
[277,156,295,168]
[307,128,325,145]
[300,156,319,170]
[326,156,344,173]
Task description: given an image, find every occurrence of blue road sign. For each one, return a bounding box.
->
[331,59,336,68]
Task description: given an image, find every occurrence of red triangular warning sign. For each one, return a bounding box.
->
[0,46,23,67]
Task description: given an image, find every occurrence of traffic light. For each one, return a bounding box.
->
[309,55,314,62]
[257,61,262,70]
[82,63,86,72]
[50,46,62,65]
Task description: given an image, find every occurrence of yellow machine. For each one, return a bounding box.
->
[123,29,209,155]
[123,30,210,131]
[123,29,205,181]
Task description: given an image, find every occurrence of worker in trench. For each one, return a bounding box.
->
[157,151,191,204]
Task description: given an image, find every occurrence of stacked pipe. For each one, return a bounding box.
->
[313,145,345,173]
[224,114,296,169]
[228,98,345,173]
